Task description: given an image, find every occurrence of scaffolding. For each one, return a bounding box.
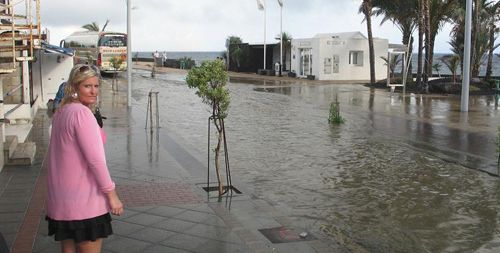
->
[0,0,41,73]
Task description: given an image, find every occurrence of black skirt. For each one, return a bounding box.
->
[46,213,113,243]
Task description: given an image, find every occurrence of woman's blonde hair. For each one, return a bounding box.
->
[58,64,101,109]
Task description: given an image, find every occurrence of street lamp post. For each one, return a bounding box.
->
[127,0,132,107]
[460,0,472,112]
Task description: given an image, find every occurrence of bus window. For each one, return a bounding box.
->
[99,35,126,47]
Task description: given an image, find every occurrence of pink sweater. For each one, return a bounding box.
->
[46,103,115,220]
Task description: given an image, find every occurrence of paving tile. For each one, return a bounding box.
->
[0,191,32,199]
[125,205,155,212]
[112,209,139,221]
[0,196,30,204]
[127,227,175,243]
[0,202,28,213]
[174,210,226,227]
[161,233,210,251]
[1,232,15,249]
[0,212,24,222]
[34,246,60,253]
[183,223,234,242]
[103,235,152,253]
[123,213,166,226]
[111,220,145,236]
[176,203,216,214]
[37,218,48,236]
[193,240,251,253]
[32,234,58,253]
[0,221,20,234]
[151,218,197,232]
[146,205,186,218]
[142,244,192,253]
[272,241,320,253]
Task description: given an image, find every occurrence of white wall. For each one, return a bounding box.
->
[32,51,73,109]
[291,36,388,81]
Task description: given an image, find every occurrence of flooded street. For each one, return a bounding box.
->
[126,69,500,253]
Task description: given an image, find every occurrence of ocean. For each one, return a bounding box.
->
[135,51,224,66]
[135,51,500,77]
[408,53,500,77]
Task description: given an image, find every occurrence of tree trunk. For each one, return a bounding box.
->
[402,30,413,82]
[470,0,479,78]
[417,0,424,87]
[429,32,437,80]
[214,118,225,195]
[363,0,376,84]
[485,25,495,81]
[423,0,431,88]
[283,46,287,71]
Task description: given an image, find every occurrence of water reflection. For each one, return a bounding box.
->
[131,70,500,252]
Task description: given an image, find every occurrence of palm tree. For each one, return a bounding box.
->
[82,20,110,32]
[450,0,498,79]
[423,0,431,84]
[449,33,464,76]
[372,0,418,80]
[82,22,100,32]
[432,62,441,77]
[101,19,110,32]
[225,36,243,71]
[380,54,402,78]
[440,54,460,85]
[359,0,376,84]
[417,0,424,86]
[484,1,499,80]
[275,32,292,71]
[414,0,458,88]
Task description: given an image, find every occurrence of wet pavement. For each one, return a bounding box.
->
[125,67,500,253]
[0,65,500,253]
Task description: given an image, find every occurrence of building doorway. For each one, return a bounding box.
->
[299,48,312,77]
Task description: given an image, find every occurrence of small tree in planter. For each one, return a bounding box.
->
[109,56,124,91]
[186,60,231,196]
[328,95,344,124]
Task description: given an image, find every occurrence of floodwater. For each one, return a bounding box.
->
[129,70,500,253]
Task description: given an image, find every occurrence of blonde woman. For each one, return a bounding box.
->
[46,64,123,253]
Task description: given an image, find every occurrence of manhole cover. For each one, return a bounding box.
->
[258,226,315,244]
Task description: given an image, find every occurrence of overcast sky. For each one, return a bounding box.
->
[42,0,465,53]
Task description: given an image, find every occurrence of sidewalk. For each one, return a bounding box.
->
[0,76,347,252]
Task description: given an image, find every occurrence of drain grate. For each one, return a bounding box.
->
[258,226,315,244]
[202,185,242,194]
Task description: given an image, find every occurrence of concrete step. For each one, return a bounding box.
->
[6,142,36,166]
[3,135,18,159]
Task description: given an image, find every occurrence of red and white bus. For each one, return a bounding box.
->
[60,31,127,73]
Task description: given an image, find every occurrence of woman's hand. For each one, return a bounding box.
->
[106,190,124,216]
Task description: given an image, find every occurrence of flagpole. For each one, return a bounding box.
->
[279,2,283,76]
[263,7,266,70]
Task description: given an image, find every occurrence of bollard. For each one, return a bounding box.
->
[145,91,160,129]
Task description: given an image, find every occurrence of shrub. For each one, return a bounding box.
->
[328,101,344,124]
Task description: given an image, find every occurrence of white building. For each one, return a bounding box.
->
[290,32,388,81]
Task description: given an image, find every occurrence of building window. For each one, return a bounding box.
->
[349,51,363,66]
[324,58,332,74]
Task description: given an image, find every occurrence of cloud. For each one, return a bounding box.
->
[42,0,464,53]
